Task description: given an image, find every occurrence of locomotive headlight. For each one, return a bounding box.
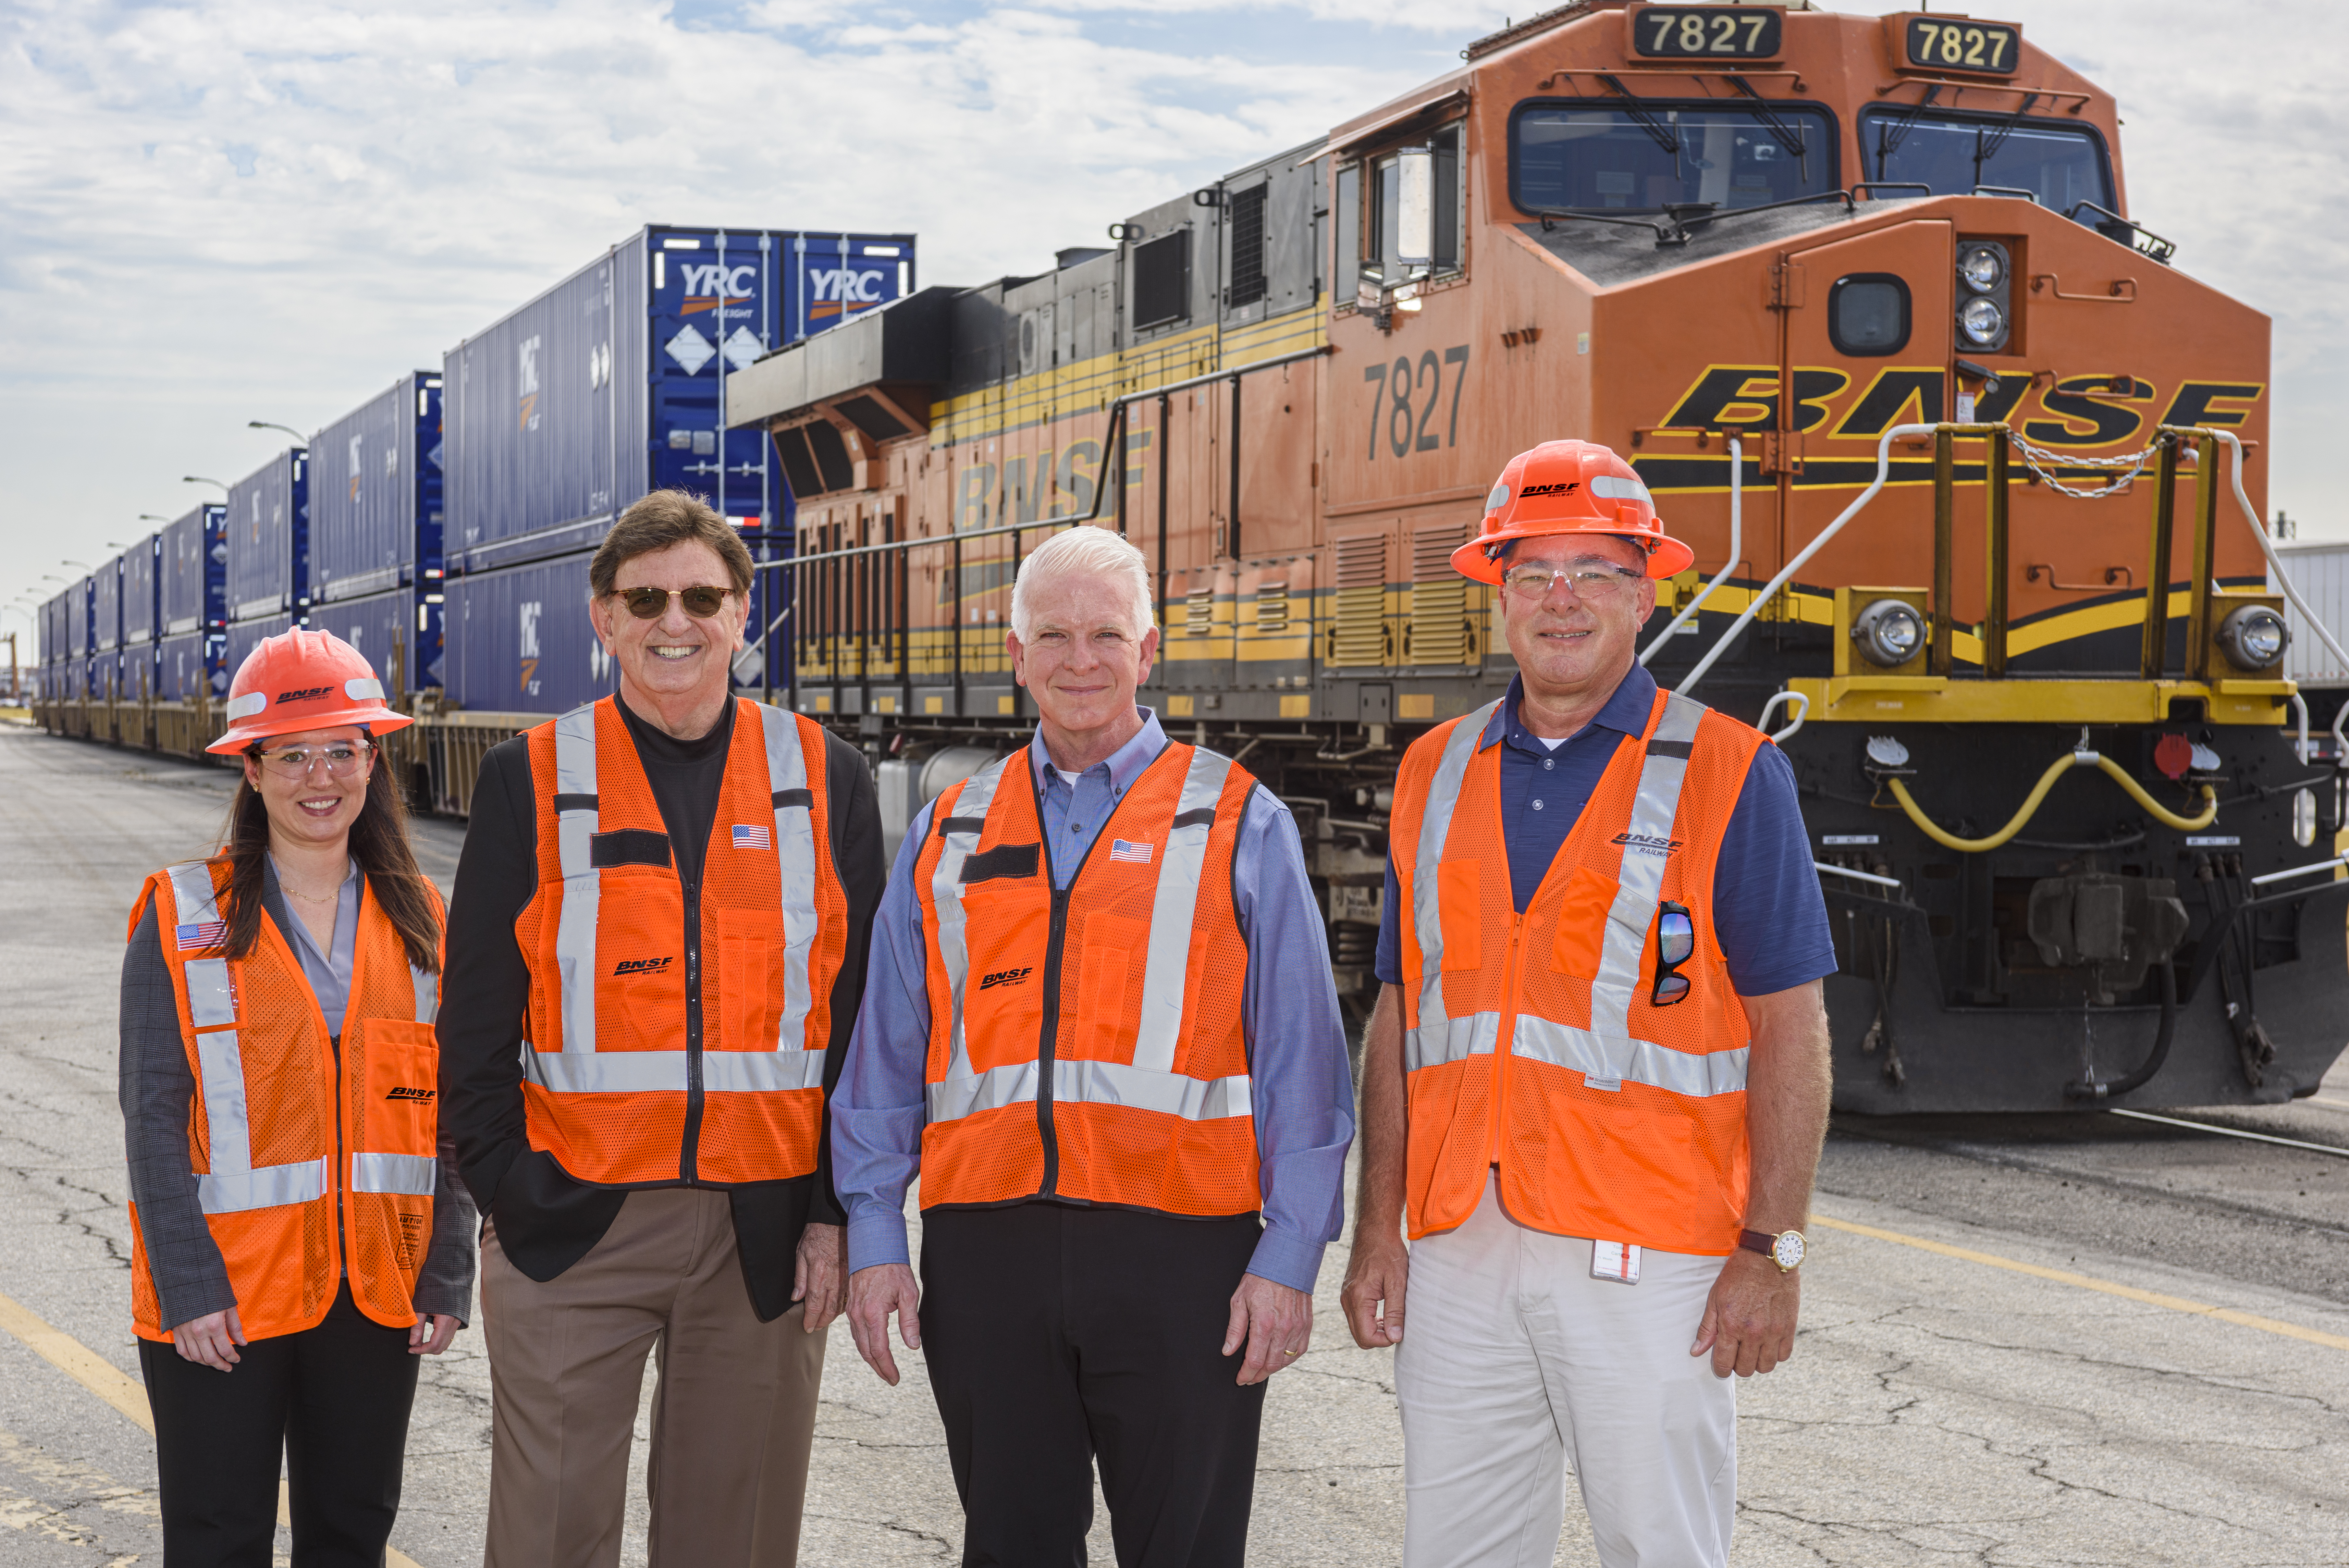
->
[2216,604,2290,671]
[1957,244,2006,293]
[1851,598,1925,667]
[1957,296,2008,348]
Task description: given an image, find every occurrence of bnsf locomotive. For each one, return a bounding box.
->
[725,0,2346,1113]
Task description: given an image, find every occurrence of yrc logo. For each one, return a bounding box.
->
[519,601,541,697]
[680,263,757,317]
[518,335,542,432]
[348,434,364,502]
[808,266,886,321]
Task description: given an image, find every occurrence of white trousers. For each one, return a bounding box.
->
[1395,1176,1736,1568]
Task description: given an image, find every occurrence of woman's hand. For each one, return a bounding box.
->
[170,1308,247,1372]
[409,1315,462,1355]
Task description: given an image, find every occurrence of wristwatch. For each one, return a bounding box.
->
[1739,1228,1806,1273]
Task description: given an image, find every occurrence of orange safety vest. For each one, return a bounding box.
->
[513,697,847,1186]
[1390,687,1766,1255]
[912,742,1260,1216]
[127,860,445,1341]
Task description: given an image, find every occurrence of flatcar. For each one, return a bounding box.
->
[722,0,2348,1112]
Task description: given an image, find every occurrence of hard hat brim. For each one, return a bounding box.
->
[1451,528,1697,585]
[205,703,415,755]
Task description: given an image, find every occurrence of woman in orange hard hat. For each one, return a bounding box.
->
[118,627,474,1567]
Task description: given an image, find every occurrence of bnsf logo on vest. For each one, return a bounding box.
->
[613,956,674,977]
[386,1086,436,1102]
[979,967,1034,991]
[1612,832,1683,857]
[1519,481,1579,499]
[276,686,333,704]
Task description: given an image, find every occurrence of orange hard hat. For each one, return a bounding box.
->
[206,627,412,754]
[1450,439,1694,583]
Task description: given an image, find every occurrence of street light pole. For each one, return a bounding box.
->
[183,477,227,493]
[247,421,309,444]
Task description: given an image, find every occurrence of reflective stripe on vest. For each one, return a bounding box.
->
[527,700,827,1093]
[166,861,344,1216]
[1403,692,1748,1098]
[925,747,1253,1128]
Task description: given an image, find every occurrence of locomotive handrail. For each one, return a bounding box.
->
[1639,435,1741,663]
[1677,422,1938,693]
[2195,427,2349,706]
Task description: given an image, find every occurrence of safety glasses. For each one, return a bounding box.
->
[1652,901,1695,1006]
[252,741,375,780]
[613,585,734,620]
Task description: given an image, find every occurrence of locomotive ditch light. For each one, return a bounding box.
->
[1957,296,2009,350]
[1958,244,2006,293]
[1851,598,1925,667]
[2215,603,2290,671]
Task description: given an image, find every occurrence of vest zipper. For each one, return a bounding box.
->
[1034,882,1073,1198]
[1490,910,1526,1170]
[680,872,704,1184]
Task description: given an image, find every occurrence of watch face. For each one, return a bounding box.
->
[1773,1231,1805,1270]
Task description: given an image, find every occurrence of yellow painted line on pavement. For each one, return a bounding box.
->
[0,1289,427,1567]
[1813,1215,2349,1352]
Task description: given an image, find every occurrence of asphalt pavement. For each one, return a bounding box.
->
[3,722,2346,1566]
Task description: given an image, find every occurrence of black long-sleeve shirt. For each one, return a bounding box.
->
[437,696,883,1321]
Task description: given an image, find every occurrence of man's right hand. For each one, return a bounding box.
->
[1340,1236,1409,1348]
[846,1262,922,1386]
[170,1307,246,1372]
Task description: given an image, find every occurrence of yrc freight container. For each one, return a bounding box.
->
[313,372,444,602]
[226,450,309,621]
[314,586,443,699]
[66,578,90,666]
[443,226,915,574]
[94,557,122,652]
[158,630,226,702]
[39,591,65,667]
[123,535,159,646]
[162,503,227,635]
[441,550,616,714]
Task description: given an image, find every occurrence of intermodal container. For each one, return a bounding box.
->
[162,503,228,635]
[441,550,615,714]
[312,372,445,602]
[313,586,444,699]
[94,558,122,652]
[39,591,65,668]
[66,577,90,666]
[226,451,310,621]
[123,535,160,645]
[222,614,294,687]
[158,630,226,702]
[2277,540,2349,687]
[442,226,915,574]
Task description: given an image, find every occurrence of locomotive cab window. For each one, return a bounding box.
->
[1828,274,1911,355]
[1360,124,1463,288]
[1509,101,1837,213]
[1858,109,2112,216]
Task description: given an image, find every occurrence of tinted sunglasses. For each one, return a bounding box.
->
[1652,902,1695,1007]
[613,585,733,620]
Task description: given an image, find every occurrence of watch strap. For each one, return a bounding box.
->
[1738,1228,1777,1259]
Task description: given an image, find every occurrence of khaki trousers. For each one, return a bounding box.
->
[481,1188,827,1568]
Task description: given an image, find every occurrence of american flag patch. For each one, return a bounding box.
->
[732,824,771,850]
[176,921,225,951]
[1108,839,1153,865]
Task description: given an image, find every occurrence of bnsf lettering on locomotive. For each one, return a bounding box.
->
[2022,375,2154,449]
[1829,369,1946,439]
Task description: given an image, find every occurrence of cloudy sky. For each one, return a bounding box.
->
[2,0,2341,635]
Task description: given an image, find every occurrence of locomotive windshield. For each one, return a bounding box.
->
[1509,102,1838,213]
[1857,109,2113,213]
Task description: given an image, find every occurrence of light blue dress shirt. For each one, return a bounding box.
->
[831,708,1355,1292]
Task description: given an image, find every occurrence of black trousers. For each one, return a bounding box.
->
[921,1203,1269,1568]
[138,1283,422,1568]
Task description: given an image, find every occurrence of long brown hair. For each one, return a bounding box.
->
[214,743,442,973]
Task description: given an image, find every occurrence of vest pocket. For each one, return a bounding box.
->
[1076,914,1148,1059]
[1547,865,1618,979]
[1436,860,1482,971]
[957,884,1050,1069]
[348,1018,440,1162]
[717,907,785,1052]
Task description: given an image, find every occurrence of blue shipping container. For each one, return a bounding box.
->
[121,642,158,702]
[226,450,310,621]
[442,226,915,574]
[94,558,122,652]
[442,550,615,714]
[158,630,227,702]
[162,503,227,635]
[39,591,65,667]
[312,372,445,602]
[123,534,160,645]
[66,578,90,663]
[313,585,444,698]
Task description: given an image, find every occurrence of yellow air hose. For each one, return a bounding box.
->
[1887,750,2219,853]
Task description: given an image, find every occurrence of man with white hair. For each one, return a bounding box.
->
[832,523,1354,1564]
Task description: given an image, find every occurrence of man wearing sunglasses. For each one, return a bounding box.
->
[1341,440,1836,1568]
[438,491,885,1566]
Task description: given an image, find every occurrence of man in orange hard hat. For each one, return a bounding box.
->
[1341,440,1836,1568]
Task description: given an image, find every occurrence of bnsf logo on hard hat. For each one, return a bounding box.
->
[1520,482,1580,499]
[276,686,333,704]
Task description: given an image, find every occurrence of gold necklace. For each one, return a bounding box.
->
[282,884,339,907]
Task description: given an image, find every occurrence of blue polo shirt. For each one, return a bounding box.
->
[1374,664,1836,998]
